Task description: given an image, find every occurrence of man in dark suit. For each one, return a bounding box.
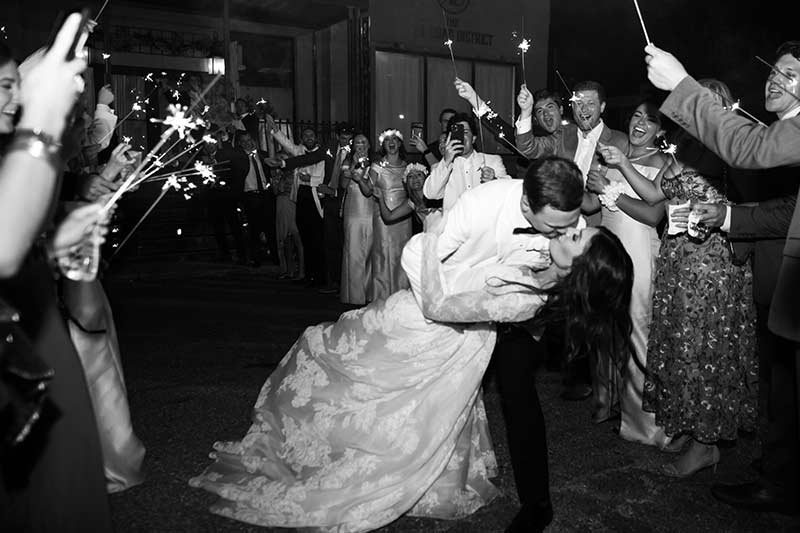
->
[316,124,353,294]
[646,40,800,515]
[514,80,628,419]
[236,132,274,267]
[235,98,259,141]
[205,131,249,263]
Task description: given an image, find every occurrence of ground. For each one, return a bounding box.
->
[104,261,799,532]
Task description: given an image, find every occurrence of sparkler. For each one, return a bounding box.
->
[632,0,652,45]
[755,55,800,104]
[518,16,530,87]
[95,0,111,22]
[441,9,458,79]
[725,100,766,127]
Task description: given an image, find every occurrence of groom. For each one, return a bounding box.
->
[435,156,585,531]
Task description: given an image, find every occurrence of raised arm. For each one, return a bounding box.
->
[269,124,304,157]
[645,43,800,169]
[597,142,667,205]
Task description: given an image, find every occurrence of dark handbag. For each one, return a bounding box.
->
[0,297,54,447]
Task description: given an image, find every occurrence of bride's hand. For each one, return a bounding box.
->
[596,142,627,167]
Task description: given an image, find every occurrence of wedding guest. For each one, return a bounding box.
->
[319,123,355,295]
[377,163,443,234]
[423,109,509,214]
[645,40,800,513]
[0,19,112,530]
[203,131,249,264]
[368,129,412,300]
[598,79,758,478]
[339,133,374,305]
[271,125,327,286]
[271,159,304,281]
[410,107,456,167]
[532,89,564,135]
[237,132,273,267]
[586,101,670,446]
[59,140,145,493]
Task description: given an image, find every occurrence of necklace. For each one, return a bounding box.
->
[627,146,659,163]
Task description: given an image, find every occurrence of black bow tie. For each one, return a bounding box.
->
[512,226,540,235]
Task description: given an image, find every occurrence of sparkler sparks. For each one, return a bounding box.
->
[725,99,766,127]
[102,53,111,60]
[150,104,202,139]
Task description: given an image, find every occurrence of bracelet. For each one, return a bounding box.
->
[8,128,63,167]
[422,148,432,156]
[598,181,628,211]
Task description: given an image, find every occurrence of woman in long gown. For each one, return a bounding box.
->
[190,226,634,531]
[367,129,412,301]
[62,278,146,492]
[598,80,757,477]
[0,25,112,530]
[589,102,670,448]
[339,134,374,305]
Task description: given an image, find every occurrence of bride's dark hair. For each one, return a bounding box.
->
[531,227,634,365]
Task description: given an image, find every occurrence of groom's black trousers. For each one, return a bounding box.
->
[492,324,551,509]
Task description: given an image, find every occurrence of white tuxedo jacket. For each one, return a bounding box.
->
[424,151,509,213]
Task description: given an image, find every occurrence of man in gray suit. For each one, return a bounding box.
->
[647,39,800,515]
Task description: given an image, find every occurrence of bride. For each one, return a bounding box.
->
[190,226,633,531]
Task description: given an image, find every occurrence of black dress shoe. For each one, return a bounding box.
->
[505,503,553,533]
[711,481,799,515]
[560,383,592,401]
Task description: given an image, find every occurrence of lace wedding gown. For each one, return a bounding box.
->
[190,233,545,531]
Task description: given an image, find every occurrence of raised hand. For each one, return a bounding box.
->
[97,84,114,106]
[517,84,533,118]
[442,133,464,165]
[100,142,133,180]
[18,12,88,137]
[410,135,428,153]
[644,44,689,92]
[454,77,478,104]
[596,142,627,167]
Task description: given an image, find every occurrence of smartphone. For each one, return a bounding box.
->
[46,8,92,61]
[449,122,465,151]
[410,122,424,145]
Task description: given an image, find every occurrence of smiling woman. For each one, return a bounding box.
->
[0,53,20,135]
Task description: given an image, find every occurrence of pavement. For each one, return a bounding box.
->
[104,261,800,532]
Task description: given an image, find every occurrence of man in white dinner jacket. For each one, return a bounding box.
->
[423,112,510,214]
[432,156,584,532]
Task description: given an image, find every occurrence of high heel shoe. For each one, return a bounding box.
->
[662,434,691,454]
[661,445,720,478]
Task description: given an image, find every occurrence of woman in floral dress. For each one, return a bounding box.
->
[598,79,757,478]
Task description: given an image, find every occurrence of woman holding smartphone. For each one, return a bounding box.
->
[0,14,112,531]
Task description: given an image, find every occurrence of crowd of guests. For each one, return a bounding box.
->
[456,41,799,515]
[2,8,799,532]
[201,41,800,517]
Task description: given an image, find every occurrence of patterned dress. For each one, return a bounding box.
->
[642,170,758,442]
[190,234,545,531]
